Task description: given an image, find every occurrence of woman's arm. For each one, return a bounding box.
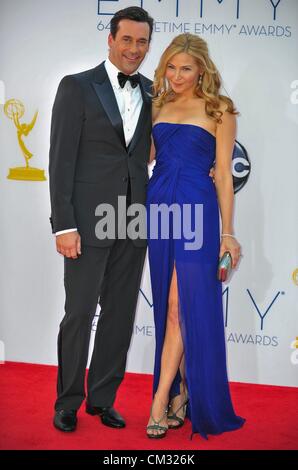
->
[214,107,241,268]
[214,108,235,235]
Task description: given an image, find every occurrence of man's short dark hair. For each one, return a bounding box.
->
[110,6,154,42]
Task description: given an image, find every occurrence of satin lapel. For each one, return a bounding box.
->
[92,63,126,149]
[128,76,152,154]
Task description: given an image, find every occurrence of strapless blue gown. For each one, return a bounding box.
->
[146,122,245,439]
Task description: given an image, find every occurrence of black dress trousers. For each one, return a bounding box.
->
[55,179,147,410]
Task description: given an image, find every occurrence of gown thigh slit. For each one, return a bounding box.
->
[161,261,185,398]
[147,122,245,439]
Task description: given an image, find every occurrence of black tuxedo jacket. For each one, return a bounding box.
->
[49,62,152,247]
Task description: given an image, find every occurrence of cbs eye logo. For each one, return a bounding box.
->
[213,140,251,194]
[232,140,251,194]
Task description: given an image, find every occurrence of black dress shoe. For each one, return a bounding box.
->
[53,409,77,432]
[86,403,125,428]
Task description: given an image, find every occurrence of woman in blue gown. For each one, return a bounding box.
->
[146,33,245,440]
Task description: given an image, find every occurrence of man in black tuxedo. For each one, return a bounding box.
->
[49,6,153,432]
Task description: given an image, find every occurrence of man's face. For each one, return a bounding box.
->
[108,19,150,74]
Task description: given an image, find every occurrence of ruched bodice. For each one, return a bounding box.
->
[151,122,217,195]
[153,122,215,174]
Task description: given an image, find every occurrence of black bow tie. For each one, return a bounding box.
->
[118,72,140,89]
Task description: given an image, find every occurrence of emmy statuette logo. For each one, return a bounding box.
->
[4,98,46,181]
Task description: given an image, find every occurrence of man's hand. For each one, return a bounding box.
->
[56,231,81,259]
[209,166,215,183]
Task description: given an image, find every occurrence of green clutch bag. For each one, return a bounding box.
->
[217,251,232,282]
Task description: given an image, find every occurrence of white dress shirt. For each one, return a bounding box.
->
[55,57,143,236]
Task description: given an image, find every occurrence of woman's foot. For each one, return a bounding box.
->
[167,390,189,429]
[146,394,168,439]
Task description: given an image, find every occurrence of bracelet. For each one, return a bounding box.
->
[221,233,237,239]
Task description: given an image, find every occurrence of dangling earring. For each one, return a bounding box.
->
[198,74,203,87]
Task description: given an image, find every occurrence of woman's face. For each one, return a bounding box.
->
[165,52,202,96]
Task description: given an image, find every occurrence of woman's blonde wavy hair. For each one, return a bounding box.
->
[152,33,238,123]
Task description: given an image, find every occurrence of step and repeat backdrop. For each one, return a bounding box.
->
[0,0,297,387]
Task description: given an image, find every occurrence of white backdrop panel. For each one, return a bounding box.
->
[0,0,297,387]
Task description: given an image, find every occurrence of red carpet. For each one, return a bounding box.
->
[0,362,297,450]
